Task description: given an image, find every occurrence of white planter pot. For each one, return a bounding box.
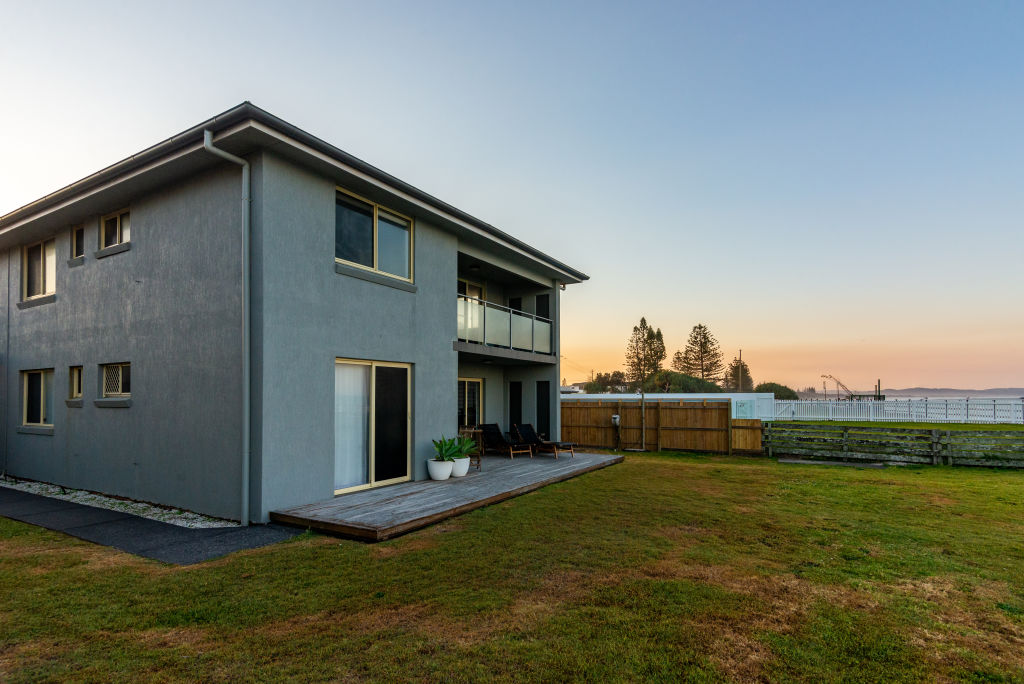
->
[427,459,453,481]
[451,456,471,478]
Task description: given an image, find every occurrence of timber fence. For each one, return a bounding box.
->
[764,423,1024,468]
[561,398,762,454]
[773,398,1024,424]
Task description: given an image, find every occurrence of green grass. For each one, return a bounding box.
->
[1,454,1023,682]
[774,420,1024,431]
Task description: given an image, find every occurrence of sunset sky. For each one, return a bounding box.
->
[2,1,1021,391]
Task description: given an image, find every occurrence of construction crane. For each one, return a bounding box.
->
[821,374,853,400]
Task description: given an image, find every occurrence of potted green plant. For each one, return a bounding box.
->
[428,436,458,480]
[450,435,477,478]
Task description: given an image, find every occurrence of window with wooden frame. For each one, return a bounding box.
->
[458,378,483,428]
[69,366,83,399]
[101,209,130,249]
[71,225,85,259]
[335,189,413,281]
[22,239,56,300]
[101,363,131,397]
[22,369,54,426]
[457,278,485,301]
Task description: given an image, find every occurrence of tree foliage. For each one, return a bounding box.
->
[585,371,628,393]
[721,358,754,392]
[753,382,798,400]
[648,370,723,393]
[671,324,724,382]
[625,317,666,388]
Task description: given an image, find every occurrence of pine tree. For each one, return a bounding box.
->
[722,357,754,392]
[625,317,666,388]
[671,324,724,382]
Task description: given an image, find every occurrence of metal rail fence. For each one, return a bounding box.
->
[773,398,1024,424]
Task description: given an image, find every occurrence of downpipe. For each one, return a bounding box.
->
[203,130,251,526]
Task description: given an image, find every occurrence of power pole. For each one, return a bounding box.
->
[738,349,743,392]
[640,339,647,450]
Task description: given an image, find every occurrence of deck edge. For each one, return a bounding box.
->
[270,454,624,542]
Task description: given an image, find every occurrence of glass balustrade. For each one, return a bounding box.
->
[456,295,552,354]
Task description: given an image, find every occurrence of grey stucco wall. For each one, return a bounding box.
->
[2,167,245,520]
[252,153,458,521]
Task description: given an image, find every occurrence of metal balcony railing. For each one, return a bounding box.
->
[457,295,552,354]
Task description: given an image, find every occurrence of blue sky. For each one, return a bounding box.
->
[2,1,1021,389]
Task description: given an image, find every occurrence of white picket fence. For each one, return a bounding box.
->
[773,399,1024,424]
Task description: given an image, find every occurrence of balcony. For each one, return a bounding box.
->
[457,295,552,355]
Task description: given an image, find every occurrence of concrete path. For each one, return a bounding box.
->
[0,486,302,564]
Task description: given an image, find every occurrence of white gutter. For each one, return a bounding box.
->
[203,130,251,526]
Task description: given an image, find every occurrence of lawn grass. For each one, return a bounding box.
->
[1,453,1023,682]
[774,420,1024,431]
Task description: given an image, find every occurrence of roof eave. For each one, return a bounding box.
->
[0,102,589,283]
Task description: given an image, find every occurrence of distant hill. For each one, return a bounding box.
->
[797,387,1024,399]
[880,387,1024,398]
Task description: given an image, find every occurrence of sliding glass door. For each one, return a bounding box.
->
[334,360,410,493]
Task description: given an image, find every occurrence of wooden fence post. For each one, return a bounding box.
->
[930,429,939,465]
[727,399,734,456]
[656,401,662,452]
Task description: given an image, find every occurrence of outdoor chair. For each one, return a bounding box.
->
[513,423,576,459]
[479,423,533,459]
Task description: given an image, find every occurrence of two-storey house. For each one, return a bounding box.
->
[0,103,587,523]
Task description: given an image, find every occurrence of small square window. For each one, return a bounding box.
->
[22,369,54,426]
[22,239,56,299]
[101,210,130,248]
[69,366,83,399]
[71,226,85,259]
[102,363,131,397]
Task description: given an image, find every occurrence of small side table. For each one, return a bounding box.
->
[459,428,483,471]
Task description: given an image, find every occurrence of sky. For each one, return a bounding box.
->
[1,1,1022,391]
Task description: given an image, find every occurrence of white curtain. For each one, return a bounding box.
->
[335,363,370,490]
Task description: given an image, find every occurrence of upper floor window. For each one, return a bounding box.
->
[22,369,54,426]
[69,366,83,399]
[23,239,56,299]
[101,209,130,248]
[335,190,412,281]
[102,363,131,397]
[71,225,85,259]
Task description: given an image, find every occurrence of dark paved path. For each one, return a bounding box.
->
[0,486,302,564]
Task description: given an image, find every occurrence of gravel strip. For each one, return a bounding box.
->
[0,476,238,529]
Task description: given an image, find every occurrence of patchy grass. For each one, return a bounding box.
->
[1,453,1023,681]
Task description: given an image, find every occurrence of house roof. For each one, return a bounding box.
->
[0,102,588,284]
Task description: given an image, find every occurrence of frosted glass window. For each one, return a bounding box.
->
[334,362,371,490]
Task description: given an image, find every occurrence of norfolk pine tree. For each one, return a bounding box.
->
[671,324,724,382]
[722,357,754,392]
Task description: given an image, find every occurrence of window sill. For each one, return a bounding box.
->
[68,256,85,268]
[17,293,56,309]
[17,426,54,436]
[95,242,131,259]
[66,399,83,408]
[334,262,416,293]
[94,398,131,408]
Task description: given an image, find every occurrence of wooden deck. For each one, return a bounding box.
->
[270,451,623,541]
